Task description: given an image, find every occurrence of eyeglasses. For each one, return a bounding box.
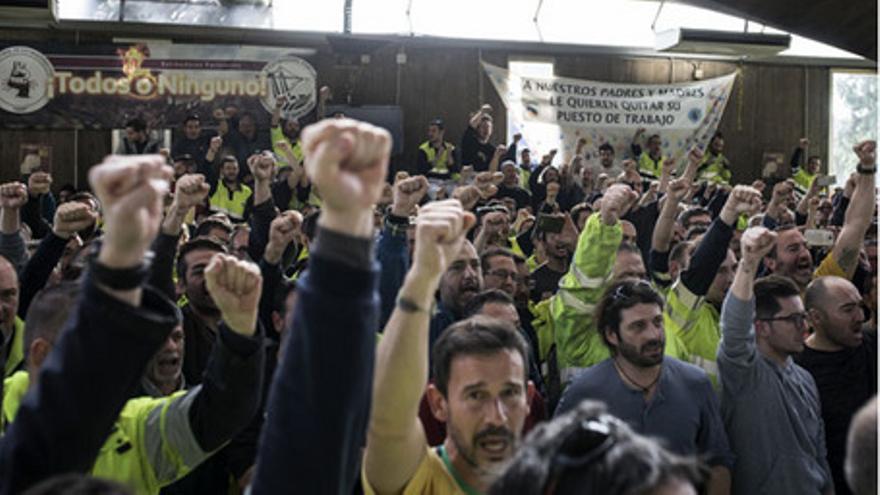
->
[759,312,808,328]
[486,269,517,281]
[543,415,620,495]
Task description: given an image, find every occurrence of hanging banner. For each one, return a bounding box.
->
[0,42,317,129]
[483,62,736,170]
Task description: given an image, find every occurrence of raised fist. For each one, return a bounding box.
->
[481,210,508,239]
[854,140,876,168]
[721,185,763,225]
[265,211,302,264]
[687,147,704,164]
[275,95,287,109]
[53,201,98,240]
[391,175,428,217]
[799,138,809,150]
[513,133,522,143]
[0,182,28,210]
[474,171,503,199]
[740,226,777,263]
[249,152,276,182]
[494,145,508,157]
[319,86,332,101]
[601,183,638,226]
[210,136,223,152]
[28,171,51,196]
[413,199,476,279]
[480,104,493,114]
[173,173,210,210]
[204,253,263,336]
[452,185,481,211]
[301,118,391,214]
[90,155,172,268]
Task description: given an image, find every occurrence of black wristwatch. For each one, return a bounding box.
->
[856,164,876,175]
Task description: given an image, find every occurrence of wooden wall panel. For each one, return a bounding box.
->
[0,26,841,188]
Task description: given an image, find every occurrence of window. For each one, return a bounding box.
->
[829,71,878,183]
[507,59,560,165]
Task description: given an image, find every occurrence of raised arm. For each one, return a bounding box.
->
[0,155,177,495]
[829,141,875,278]
[0,182,29,272]
[470,104,493,129]
[251,119,390,494]
[719,227,777,366]
[364,200,475,494]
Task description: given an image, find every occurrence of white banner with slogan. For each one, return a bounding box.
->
[483,62,737,171]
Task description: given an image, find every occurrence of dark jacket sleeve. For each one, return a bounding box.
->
[416,148,431,176]
[679,217,734,296]
[17,233,67,320]
[0,232,27,275]
[270,179,293,213]
[147,232,181,301]
[251,230,378,495]
[19,195,50,240]
[377,218,409,330]
[247,198,277,264]
[790,146,803,173]
[0,273,178,495]
[830,195,848,227]
[257,258,283,342]
[188,323,265,452]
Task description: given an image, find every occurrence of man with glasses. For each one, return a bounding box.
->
[555,279,732,494]
[795,276,876,495]
[719,226,833,495]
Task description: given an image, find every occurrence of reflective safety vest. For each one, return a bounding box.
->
[638,152,664,180]
[210,181,252,221]
[2,371,207,494]
[518,166,532,190]
[664,278,722,386]
[419,141,456,178]
[544,213,686,384]
[271,127,304,167]
[792,168,816,196]
[697,153,732,185]
[4,317,24,378]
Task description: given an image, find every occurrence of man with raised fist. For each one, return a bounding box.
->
[251,118,390,494]
[719,226,833,495]
[0,155,180,494]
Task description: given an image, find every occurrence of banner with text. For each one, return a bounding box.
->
[0,43,317,129]
[483,62,737,170]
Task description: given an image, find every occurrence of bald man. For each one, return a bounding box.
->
[845,396,877,495]
[795,276,877,495]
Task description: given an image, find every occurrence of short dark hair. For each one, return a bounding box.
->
[25,282,81,354]
[480,247,515,273]
[685,225,708,241]
[124,117,146,132]
[23,474,133,495]
[464,289,516,318]
[221,155,238,166]
[808,155,822,164]
[429,118,445,130]
[183,114,200,125]
[570,203,593,224]
[712,131,724,140]
[595,280,663,353]
[301,210,320,242]
[677,207,711,229]
[431,315,529,396]
[194,218,233,239]
[754,275,801,320]
[598,143,614,153]
[176,237,227,283]
[489,400,708,495]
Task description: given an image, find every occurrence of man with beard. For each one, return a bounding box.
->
[530,214,574,302]
[270,97,303,168]
[495,160,531,211]
[795,276,876,495]
[555,278,732,494]
[696,132,732,185]
[417,118,457,180]
[364,199,534,494]
[171,115,210,169]
[719,227,833,495]
[765,141,875,291]
[208,156,253,223]
[116,117,161,156]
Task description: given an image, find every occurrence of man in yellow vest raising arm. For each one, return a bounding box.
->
[417,118,458,180]
[630,128,665,183]
[208,155,253,223]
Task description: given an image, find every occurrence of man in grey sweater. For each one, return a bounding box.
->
[718,226,833,495]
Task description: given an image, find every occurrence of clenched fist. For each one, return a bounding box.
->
[391,175,429,217]
[28,172,52,196]
[0,182,28,210]
[265,211,303,265]
[53,201,98,240]
[90,154,172,268]
[413,200,476,281]
[173,174,210,211]
[205,253,262,336]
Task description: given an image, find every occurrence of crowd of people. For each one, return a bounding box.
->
[0,97,876,495]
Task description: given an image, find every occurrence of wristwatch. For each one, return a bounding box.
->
[856,164,876,175]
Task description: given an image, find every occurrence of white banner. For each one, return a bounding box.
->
[483,62,737,170]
